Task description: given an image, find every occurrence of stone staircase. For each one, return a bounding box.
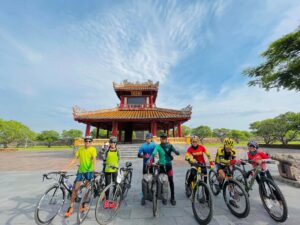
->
[117,143,140,159]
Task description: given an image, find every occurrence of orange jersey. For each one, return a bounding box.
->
[185,145,212,164]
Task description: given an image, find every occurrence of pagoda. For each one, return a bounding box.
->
[73,80,192,143]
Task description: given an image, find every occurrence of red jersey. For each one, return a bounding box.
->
[185,145,212,164]
[247,151,270,170]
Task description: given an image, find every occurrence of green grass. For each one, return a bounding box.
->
[17,145,73,151]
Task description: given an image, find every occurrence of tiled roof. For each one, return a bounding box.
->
[113,80,159,91]
[73,106,192,120]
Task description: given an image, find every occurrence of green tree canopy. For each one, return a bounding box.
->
[0,119,35,148]
[229,130,247,143]
[91,128,108,138]
[37,130,60,147]
[182,125,191,137]
[192,125,212,144]
[62,129,83,146]
[272,112,300,144]
[213,128,231,142]
[250,119,277,144]
[244,28,300,91]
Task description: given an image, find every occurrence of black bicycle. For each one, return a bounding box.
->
[185,163,213,225]
[233,160,288,222]
[208,164,250,218]
[95,162,133,225]
[34,171,78,225]
[77,171,106,224]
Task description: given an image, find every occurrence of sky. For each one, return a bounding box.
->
[0,0,299,133]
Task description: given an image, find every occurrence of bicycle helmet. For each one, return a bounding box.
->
[109,136,118,144]
[247,141,259,149]
[84,136,93,142]
[146,133,153,139]
[224,138,234,148]
[190,135,200,145]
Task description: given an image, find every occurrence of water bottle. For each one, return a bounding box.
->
[65,178,73,190]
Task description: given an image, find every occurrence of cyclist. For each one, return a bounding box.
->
[137,133,156,205]
[103,136,120,209]
[147,133,180,205]
[215,138,240,207]
[185,135,214,196]
[65,136,97,217]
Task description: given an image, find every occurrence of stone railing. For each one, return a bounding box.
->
[153,136,190,144]
[271,154,300,181]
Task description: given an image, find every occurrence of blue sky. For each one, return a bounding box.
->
[0,0,299,133]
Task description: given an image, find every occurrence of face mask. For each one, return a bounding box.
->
[249,150,257,156]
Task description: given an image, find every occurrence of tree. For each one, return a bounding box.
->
[37,130,60,147]
[272,112,300,144]
[182,125,191,137]
[0,119,35,148]
[213,128,231,143]
[62,129,83,146]
[244,29,300,91]
[229,130,247,143]
[192,125,212,144]
[250,119,277,144]
[91,128,108,138]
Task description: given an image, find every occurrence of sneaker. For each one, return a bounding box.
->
[229,199,239,208]
[141,197,146,205]
[64,207,74,217]
[79,203,88,212]
[186,186,192,197]
[104,200,109,209]
[110,201,117,209]
[162,199,167,205]
[170,199,176,206]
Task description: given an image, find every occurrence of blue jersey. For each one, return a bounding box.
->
[138,142,156,164]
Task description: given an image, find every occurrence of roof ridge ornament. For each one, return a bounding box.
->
[73,105,87,116]
[113,80,159,89]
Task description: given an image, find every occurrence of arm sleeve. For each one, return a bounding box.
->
[75,150,79,158]
[203,147,213,162]
[137,145,143,157]
[171,145,180,155]
[92,147,97,158]
[259,152,270,159]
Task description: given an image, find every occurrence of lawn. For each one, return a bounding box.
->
[17,145,73,151]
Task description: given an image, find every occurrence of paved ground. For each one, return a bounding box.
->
[0,147,299,225]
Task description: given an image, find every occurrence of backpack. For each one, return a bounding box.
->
[142,174,153,200]
[157,173,169,200]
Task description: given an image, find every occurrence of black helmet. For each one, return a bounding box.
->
[160,133,167,138]
[247,141,259,149]
[84,136,93,142]
[109,136,118,144]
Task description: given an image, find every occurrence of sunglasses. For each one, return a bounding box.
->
[248,145,255,148]
[85,140,92,143]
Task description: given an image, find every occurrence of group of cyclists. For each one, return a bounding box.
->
[63,132,282,221]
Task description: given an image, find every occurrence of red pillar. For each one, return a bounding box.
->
[173,123,176,137]
[178,122,182,137]
[112,121,118,137]
[85,123,91,136]
[151,121,157,136]
[118,130,122,142]
[96,127,100,138]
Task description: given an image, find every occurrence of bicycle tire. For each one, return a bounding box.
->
[77,185,93,224]
[95,183,123,225]
[222,179,250,218]
[259,178,288,222]
[192,181,214,225]
[208,170,221,196]
[185,169,191,198]
[152,182,158,217]
[34,185,65,225]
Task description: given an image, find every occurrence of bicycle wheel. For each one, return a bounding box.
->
[185,169,192,198]
[34,185,65,225]
[77,185,93,224]
[192,181,214,225]
[122,170,132,199]
[152,182,158,217]
[208,170,221,196]
[223,180,250,218]
[259,178,288,222]
[95,184,123,225]
[232,166,249,196]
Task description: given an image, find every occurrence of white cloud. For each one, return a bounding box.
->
[187,84,300,130]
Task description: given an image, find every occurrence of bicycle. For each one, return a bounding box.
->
[208,163,250,218]
[185,163,213,225]
[233,159,288,222]
[95,162,133,225]
[150,163,161,217]
[34,171,77,225]
[77,171,106,224]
